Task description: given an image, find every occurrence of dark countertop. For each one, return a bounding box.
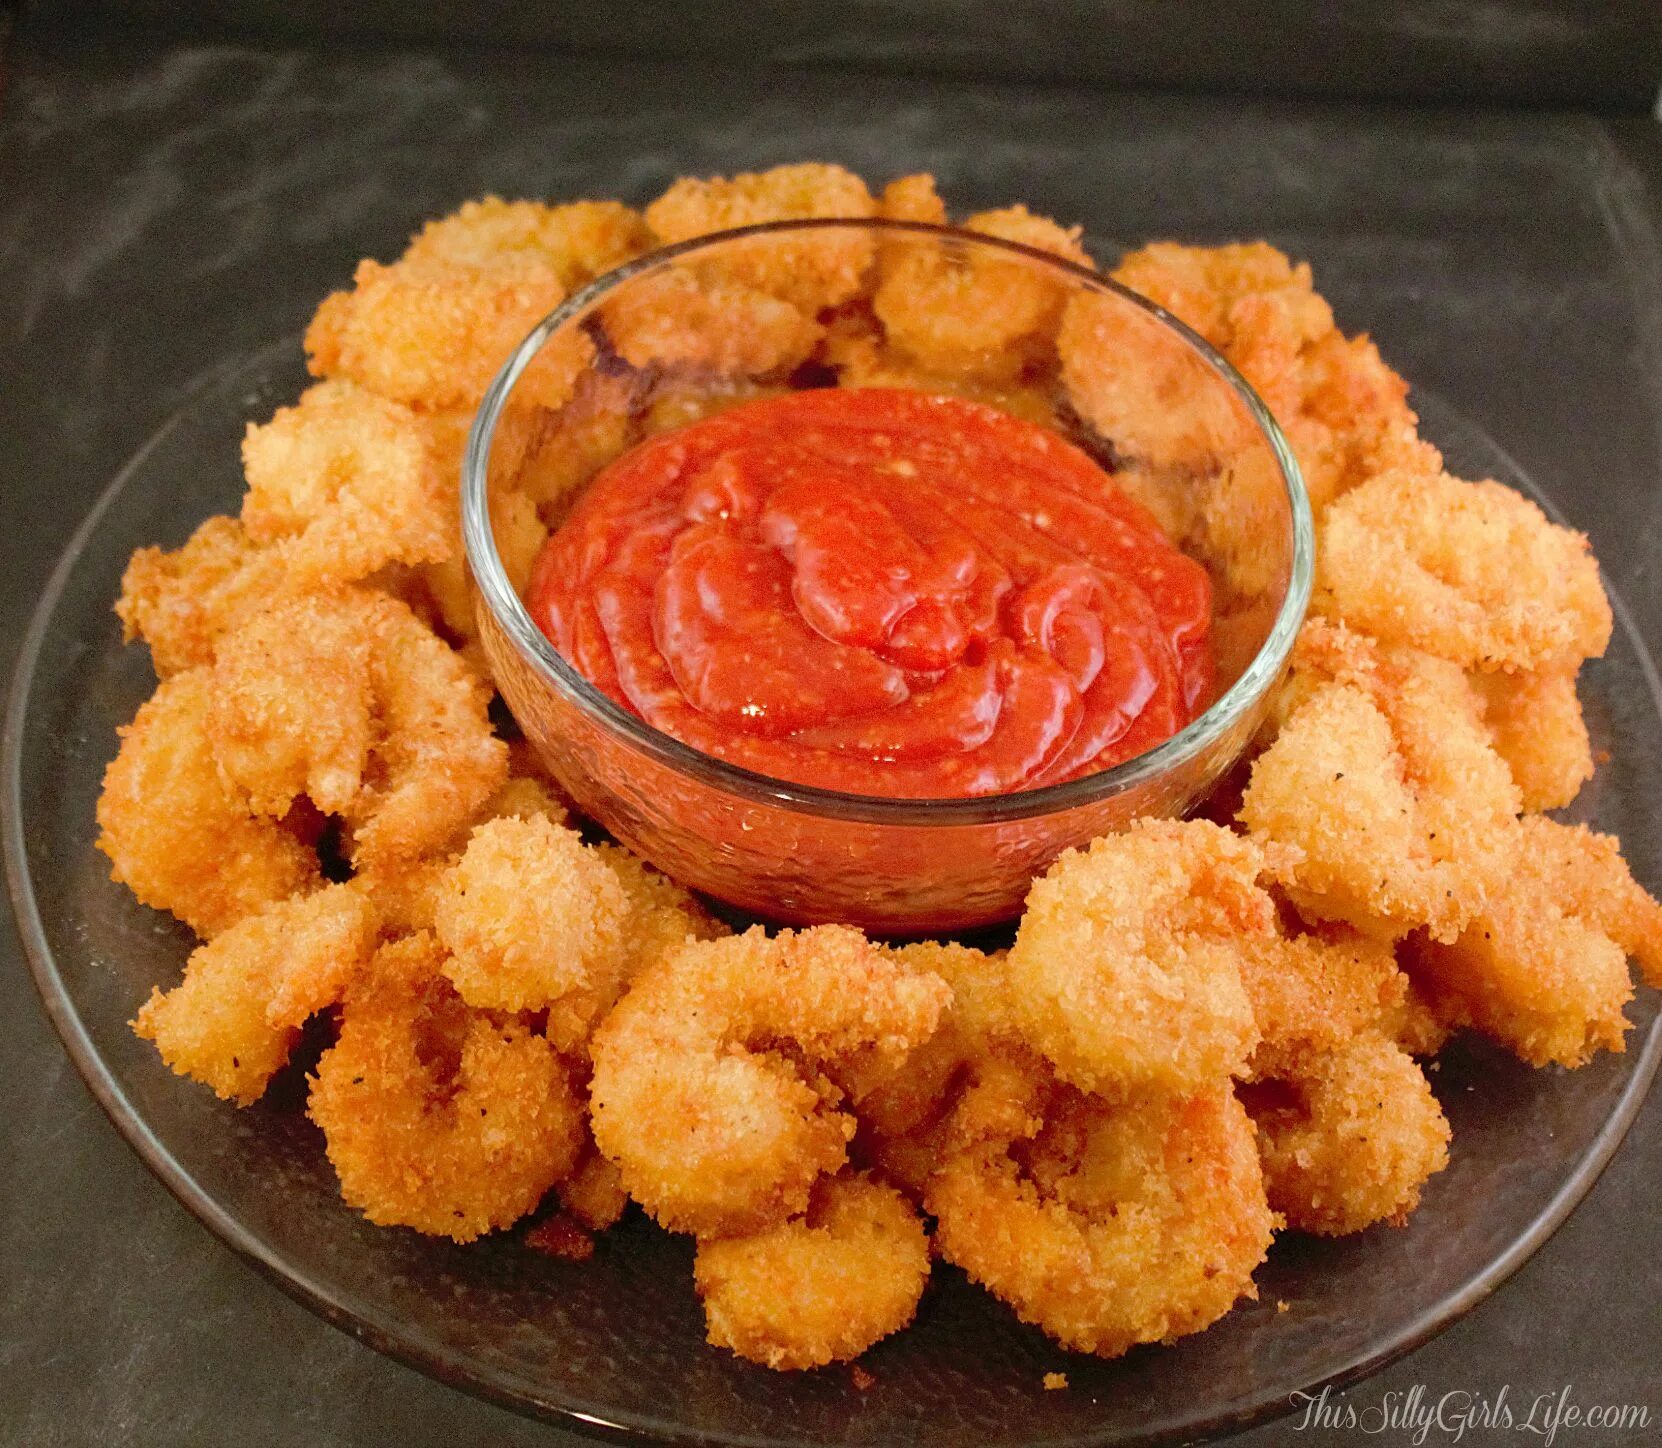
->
[3,26,1660,1448]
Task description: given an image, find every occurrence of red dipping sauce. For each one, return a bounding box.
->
[526,389,1213,799]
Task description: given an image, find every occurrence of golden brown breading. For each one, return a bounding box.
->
[1475,666,1594,812]
[1315,468,1611,673]
[1245,1031,1450,1235]
[1007,821,1272,1096]
[694,1173,930,1369]
[308,932,585,1241]
[133,884,377,1103]
[644,163,876,311]
[589,926,949,1238]
[115,515,293,676]
[307,196,641,410]
[97,669,320,937]
[241,380,451,583]
[928,1085,1273,1359]
[207,587,507,867]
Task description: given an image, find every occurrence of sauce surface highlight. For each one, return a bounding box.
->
[527,388,1213,798]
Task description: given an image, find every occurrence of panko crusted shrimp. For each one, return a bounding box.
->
[309,932,585,1241]
[927,1084,1274,1359]
[643,162,876,312]
[1405,816,1662,1069]
[1241,623,1520,943]
[874,182,1093,382]
[207,586,507,868]
[589,925,950,1238]
[1006,820,1274,1096]
[693,1173,930,1370]
[1314,467,1612,674]
[1474,665,1594,812]
[432,815,725,1051]
[97,669,320,937]
[240,379,451,584]
[306,197,644,410]
[1244,1031,1450,1236]
[133,883,377,1103]
[116,515,296,676]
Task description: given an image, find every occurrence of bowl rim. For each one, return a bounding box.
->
[462,217,1313,826]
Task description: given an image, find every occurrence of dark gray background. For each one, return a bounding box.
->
[3,13,1661,1447]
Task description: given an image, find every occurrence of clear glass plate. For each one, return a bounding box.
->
[6,339,1659,1447]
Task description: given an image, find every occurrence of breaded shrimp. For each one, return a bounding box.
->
[115,516,293,676]
[306,198,639,411]
[240,380,451,583]
[308,932,585,1240]
[1475,666,1594,812]
[927,1085,1273,1358]
[693,1173,930,1369]
[601,264,823,378]
[133,884,377,1103]
[1241,625,1520,941]
[589,925,950,1238]
[1006,821,1271,1096]
[1234,922,1408,1080]
[96,670,320,937]
[1406,815,1658,1068]
[644,163,876,311]
[1315,468,1611,673]
[207,587,506,867]
[432,815,630,1042]
[879,173,948,225]
[1245,1031,1450,1235]
[874,205,1091,382]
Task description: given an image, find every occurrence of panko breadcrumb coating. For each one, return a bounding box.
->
[928,1085,1273,1358]
[306,195,642,412]
[1475,666,1594,812]
[644,162,876,311]
[693,1173,930,1369]
[308,932,585,1241]
[133,884,377,1102]
[241,379,451,583]
[874,202,1091,381]
[116,515,295,676]
[207,586,507,867]
[1246,1031,1450,1235]
[590,926,949,1238]
[1315,468,1612,672]
[97,669,320,937]
[1007,821,1270,1096]
[433,814,631,1040]
[98,168,1662,1373]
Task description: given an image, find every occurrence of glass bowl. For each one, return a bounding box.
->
[463,219,1312,932]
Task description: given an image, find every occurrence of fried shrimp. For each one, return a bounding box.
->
[115,515,293,676]
[1315,468,1611,673]
[1006,821,1270,1096]
[1475,666,1594,812]
[308,932,585,1240]
[1234,923,1408,1080]
[97,669,320,937]
[643,163,876,311]
[133,884,377,1103]
[589,926,950,1238]
[693,1173,930,1369]
[873,202,1092,380]
[1244,1031,1449,1236]
[207,587,506,866]
[240,380,451,583]
[306,197,641,410]
[600,264,823,378]
[1240,624,1520,942]
[1405,813,1660,1068]
[928,1085,1273,1358]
